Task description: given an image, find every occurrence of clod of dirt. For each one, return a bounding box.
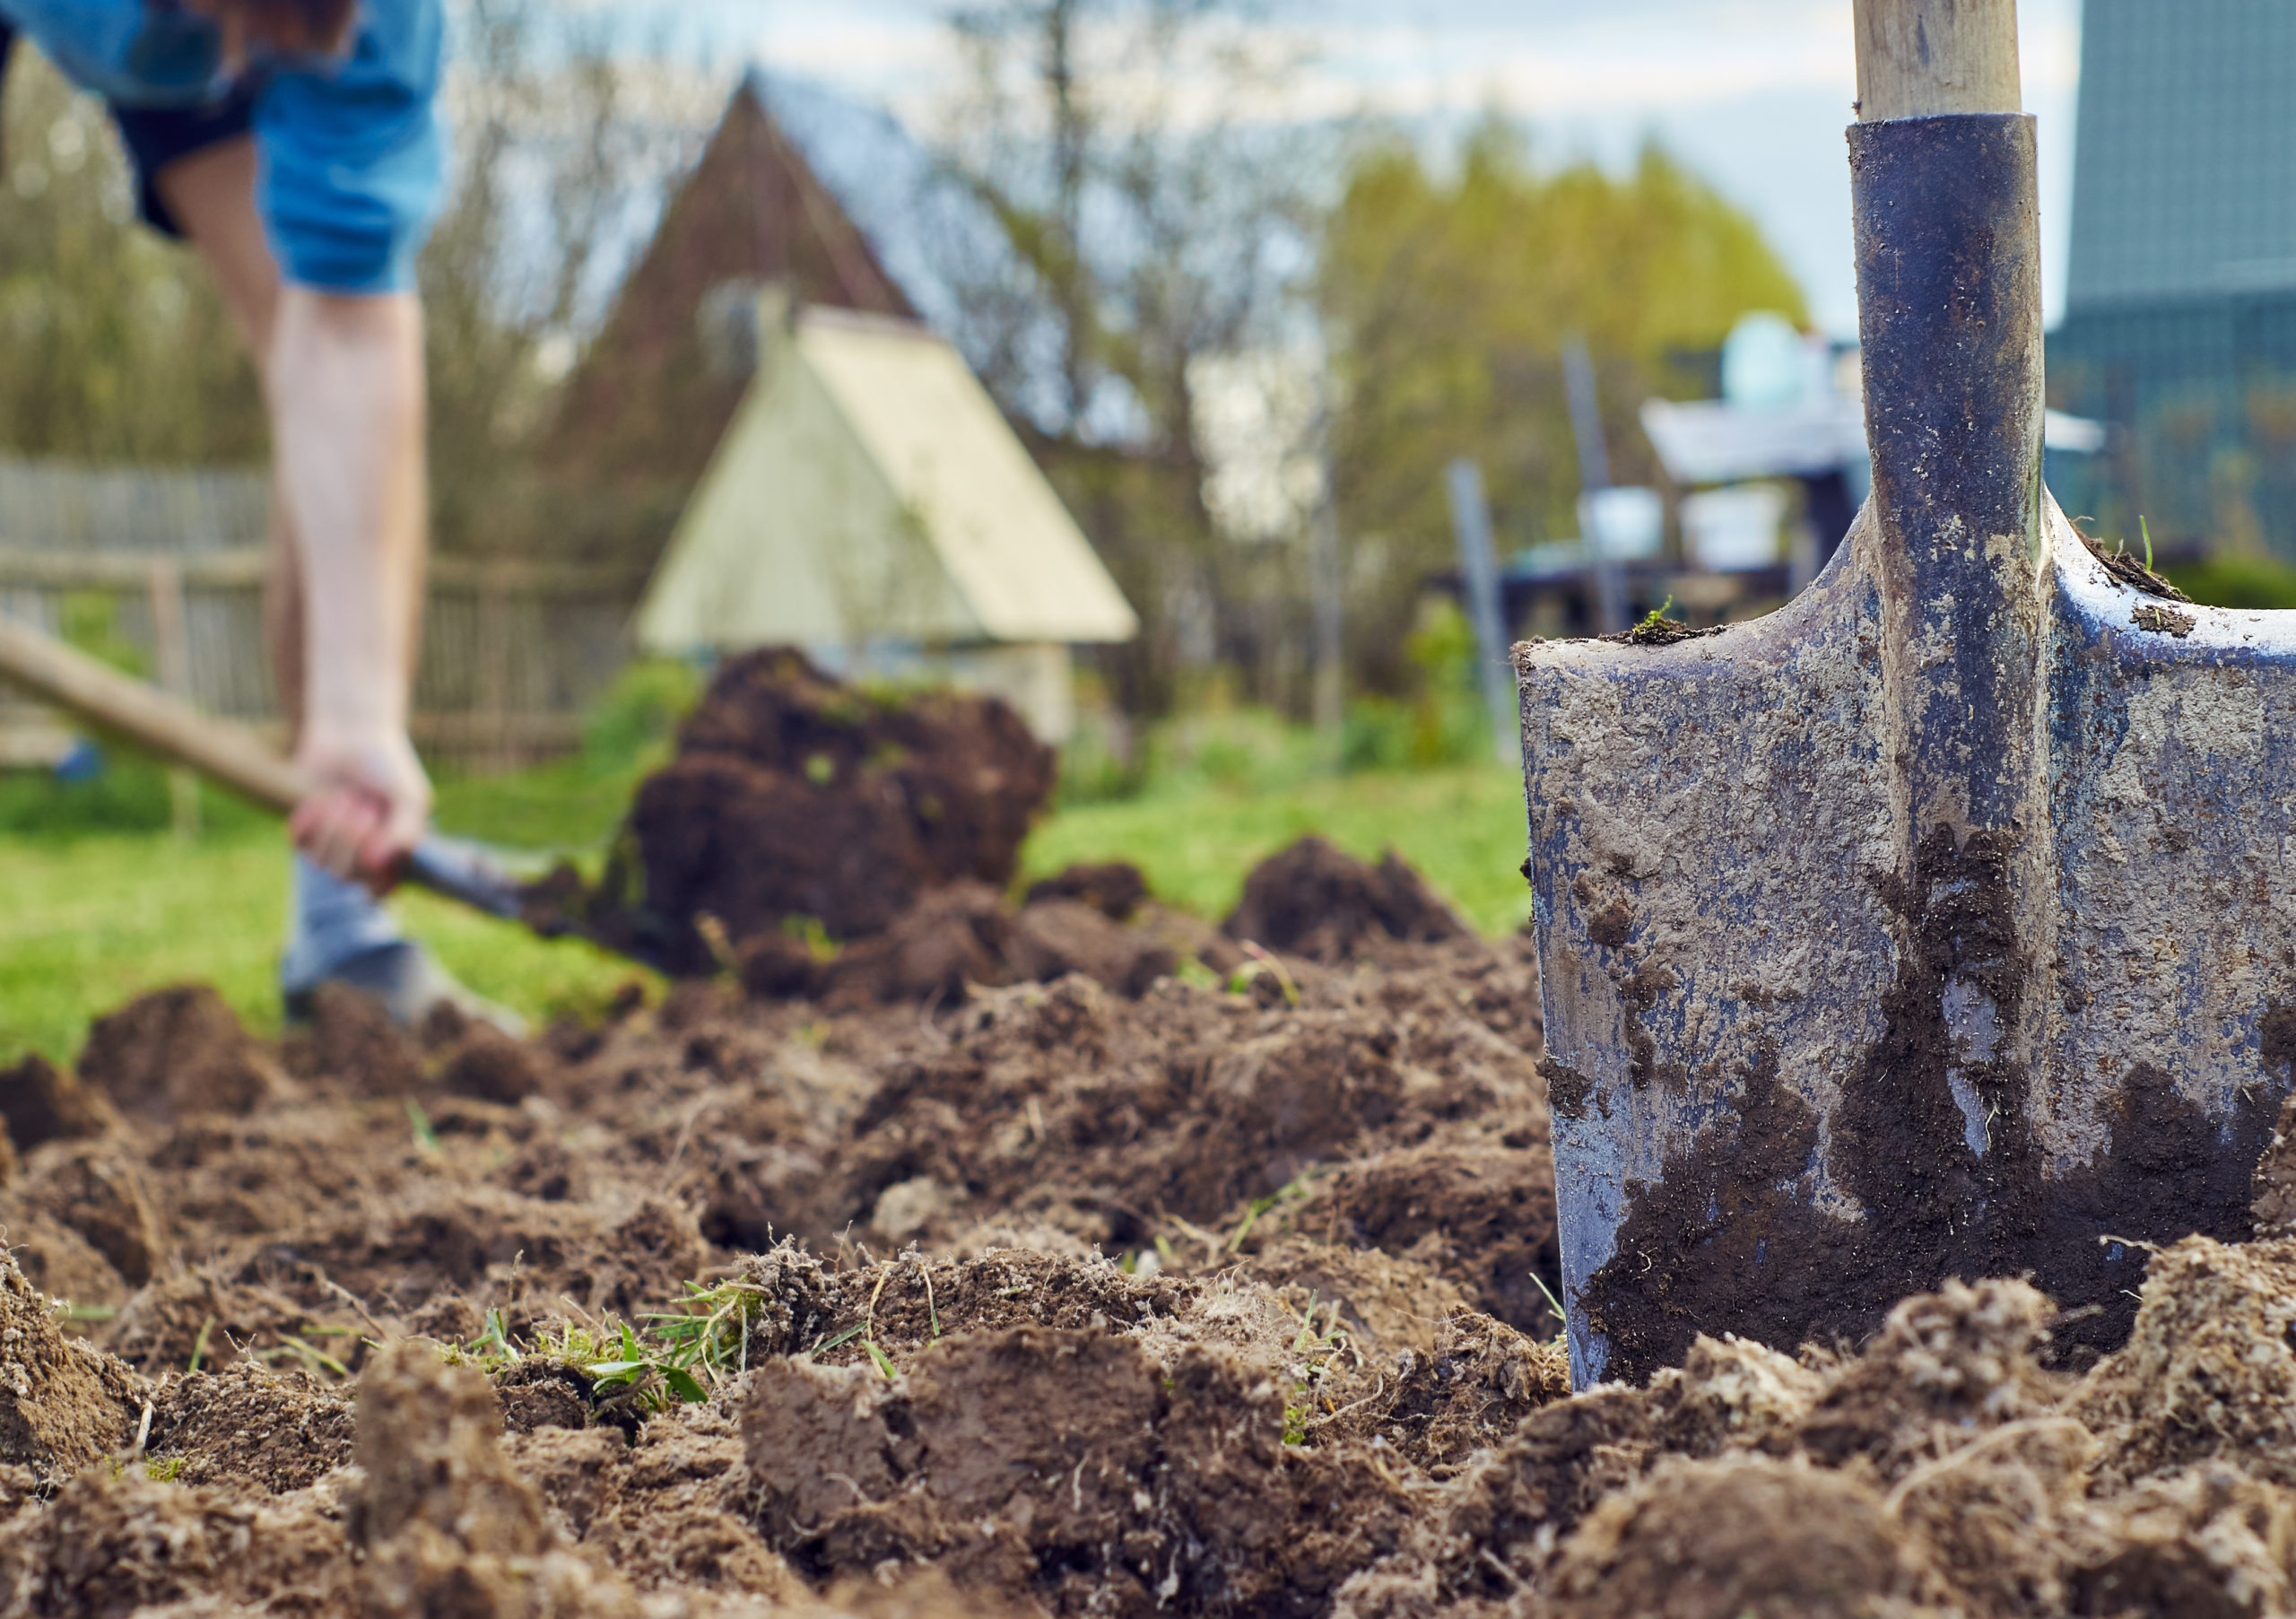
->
[587,648,1055,975]
[1646,1333,1827,1461]
[1543,1454,1953,1619]
[287,983,425,1095]
[75,984,285,1121]
[1223,836,1470,962]
[0,1206,123,1311]
[1004,898,1177,997]
[745,1324,1405,1615]
[1306,1142,1561,1336]
[2082,529,2194,603]
[146,1360,357,1495]
[0,1465,350,1615]
[2251,1086,2296,1236]
[2133,601,2197,637]
[2074,1461,2296,1618]
[8,1142,168,1288]
[1025,861,1151,922]
[813,882,1011,1008]
[0,1052,118,1154]
[1363,1307,1571,1469]
[0,1253,144,1489]
[352,1338,635,1617]
[438,1023,552,1106]
[1602,612,1721,648]
[496,1361,595,1434]
[2078,1235,2296,1490]
[1881,1413,2105,1617]
[1797,1277,2068,1478]
[1239,1239,1474,1359]
[512,1402,805,1601]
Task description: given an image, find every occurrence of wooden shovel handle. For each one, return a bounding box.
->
[0,612,313,813]
[1854,0,2022,120]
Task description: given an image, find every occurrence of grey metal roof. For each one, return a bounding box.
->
[2066,0,2296,309]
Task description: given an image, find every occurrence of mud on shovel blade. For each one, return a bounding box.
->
[1517,6,2296,1389]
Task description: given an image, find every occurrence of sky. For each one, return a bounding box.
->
[675,0,2088,339]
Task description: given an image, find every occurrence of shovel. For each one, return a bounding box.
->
[1518,0,2296,1389]
[0,611,665,969]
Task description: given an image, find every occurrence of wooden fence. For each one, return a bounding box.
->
[0,459,649,773]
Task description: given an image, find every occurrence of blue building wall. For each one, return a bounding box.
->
[2047,0,2296,557]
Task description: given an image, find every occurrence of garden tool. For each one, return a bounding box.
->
[1518,0,2296,1389]
[0,611,669,970]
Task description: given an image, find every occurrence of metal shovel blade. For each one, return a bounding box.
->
[1518,112,2296,1389]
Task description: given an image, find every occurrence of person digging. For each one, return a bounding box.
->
[0,0,510,1027]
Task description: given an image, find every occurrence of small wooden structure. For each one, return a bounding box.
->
[635,296,1137,741]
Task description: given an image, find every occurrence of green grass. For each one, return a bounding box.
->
[1021,764,1532,934]
[0,828,657,1064]
[0,762,1533,1067]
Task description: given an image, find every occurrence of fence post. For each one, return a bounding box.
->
[147,556,200,839]
[1445,458,1520,768]
[475,567,512,773]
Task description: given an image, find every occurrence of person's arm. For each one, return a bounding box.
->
[271,287,430,883]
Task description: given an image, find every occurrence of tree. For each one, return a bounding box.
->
[419,0,710,558]
[0,4,703,561]
[0,48,265,464]
[929,0,1318,715]
[1319,119,1809,692]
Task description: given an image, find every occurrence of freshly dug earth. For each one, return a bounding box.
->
[11,843,2296,1615]
[566,648,1058,974]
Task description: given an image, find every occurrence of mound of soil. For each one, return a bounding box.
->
[1223,834,1471,962]
[15,875,2296,1615]
[577,648,1057,973]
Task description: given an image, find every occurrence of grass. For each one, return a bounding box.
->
[0,827,657,1063]
[1022,763,1532,935]
[0,754,1532,1067]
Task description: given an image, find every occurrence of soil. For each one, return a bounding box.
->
[558,648,1059,974]
[1581,825,2278,1386]
[2080,531,2194,603]
[1223,834,1472,963]
[11,835,2296,1615]
[1595,614,1722,648]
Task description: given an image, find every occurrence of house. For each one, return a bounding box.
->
[557,73,1136,738]
[2048,0,2296,556]
[633,290,1137,741]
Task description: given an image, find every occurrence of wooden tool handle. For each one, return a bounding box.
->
[1854,0,2022,120]
[0,612,313,813]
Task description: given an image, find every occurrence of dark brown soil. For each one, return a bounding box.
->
[570,648,1058,973]
[1223,834,1472,962]
[1599,613,1721,647]
[2081,530,2193,603]
[1582,825,2278,1386]
[11,843,2296,1615]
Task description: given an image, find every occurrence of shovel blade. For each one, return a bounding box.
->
[1520,499,2296,1388]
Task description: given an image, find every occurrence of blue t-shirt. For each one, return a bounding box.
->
[0,0,443,294]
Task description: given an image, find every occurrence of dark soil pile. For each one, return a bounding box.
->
[571,648,1058,974]
[11,866,2296,1615]
[1224,834,1471,963]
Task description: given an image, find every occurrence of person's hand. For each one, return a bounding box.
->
[288,725,431,890]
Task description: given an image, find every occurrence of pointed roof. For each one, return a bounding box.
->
[545,76,916,488]
[638,303,1137,652]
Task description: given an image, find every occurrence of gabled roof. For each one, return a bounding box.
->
[638,304,1137,651]
[545,77,915,487]
[805,309,1137,642]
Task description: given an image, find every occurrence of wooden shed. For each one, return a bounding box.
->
[635,292,1137,741]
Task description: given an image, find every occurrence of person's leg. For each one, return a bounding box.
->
[152,142,417,1009]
